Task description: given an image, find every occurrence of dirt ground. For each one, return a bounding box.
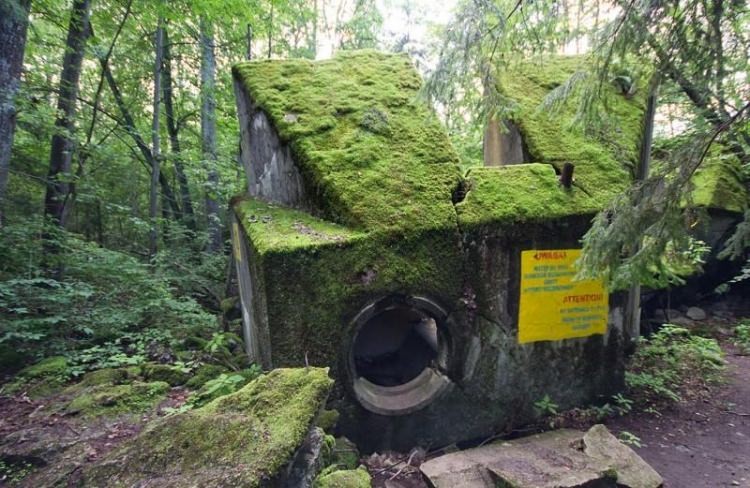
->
[606,344,750,488]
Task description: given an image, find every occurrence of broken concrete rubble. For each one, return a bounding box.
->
[81,367,333,487]
[420,424,663,488]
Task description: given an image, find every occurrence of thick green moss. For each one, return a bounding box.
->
[75,366,141,388]
[456,164,603,227]
[185,363,229,389]
[141,363,190,386]
[316,409,340,433]
[233,50,463,235]
[689,153,748,212]
[496,56,644,201]
[82,367,333,487]
[4,356,69,397]
[314,467,371,488]
[234,197,364,255]
[65,381,169,417]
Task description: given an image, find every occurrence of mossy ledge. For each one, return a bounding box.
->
[82,367,334,487]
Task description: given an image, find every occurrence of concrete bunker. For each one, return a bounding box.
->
[228,51,748,451]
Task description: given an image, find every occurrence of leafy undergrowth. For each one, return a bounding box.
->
[734,320,750,355]
[538,323,727,430]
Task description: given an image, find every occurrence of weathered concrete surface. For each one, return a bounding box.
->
[234,79,311,211]
[420,425,663,488]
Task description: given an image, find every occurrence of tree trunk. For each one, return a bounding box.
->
[100,58,182,219]
[246,24,253,60]
[44,0,92,230]
[200,16,222,253]
[625,74,659,345]
[0,0,32,228]
[162,27,196,231]
[149,19,164,260]
[267,3,273,59]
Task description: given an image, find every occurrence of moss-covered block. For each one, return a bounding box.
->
[65,381,170,417]
[230,52,729,452]
[314,467,371,488]
[82,368,334,487]
[185,363,229,389]
[456,164,604,228]
[4,356,69,397]
[141,363,190,386]
[75,366,141,388]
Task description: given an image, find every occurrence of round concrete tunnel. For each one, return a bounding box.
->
[348,295,453,416]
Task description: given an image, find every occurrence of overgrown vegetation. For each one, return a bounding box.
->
[734,321,750,355]
[625,324,725,409]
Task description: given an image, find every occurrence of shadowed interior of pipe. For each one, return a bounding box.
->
[353,307,439,387]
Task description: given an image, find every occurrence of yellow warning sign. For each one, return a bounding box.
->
[518,249,608,344]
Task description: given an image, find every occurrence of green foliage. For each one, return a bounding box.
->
[0,458,34,486]
[625,324,725,409]
[337,0,383,50]
[618,431,642,448]
[65,381,171,417]
[0,220,215,364]
[733,322,750,355]
[533,394,559,416]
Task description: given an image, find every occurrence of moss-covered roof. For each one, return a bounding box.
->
[495,56,644,203]
[233,52,744,253]
[456,164,603,227]
[685,149,748,213]
[233,50,463,235]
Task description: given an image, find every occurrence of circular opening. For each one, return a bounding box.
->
[353,307,439,387]
[348,296,453,416]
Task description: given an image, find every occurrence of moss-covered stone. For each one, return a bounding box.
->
[82,367,333,487]
[327,437,360,471]
[4,356,69,397]
[75,366,141,388]
[65,381,169,417]
[314,467,371,488]
[141,363,190,386]
[316,409,340,433]
[185,363,229,389]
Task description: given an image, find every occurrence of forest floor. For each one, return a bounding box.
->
[606,342,750,488]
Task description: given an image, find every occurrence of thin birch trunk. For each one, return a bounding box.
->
[149,18,164,260]
[200,16,222,253]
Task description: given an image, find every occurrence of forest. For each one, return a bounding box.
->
[0,0,749,487]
